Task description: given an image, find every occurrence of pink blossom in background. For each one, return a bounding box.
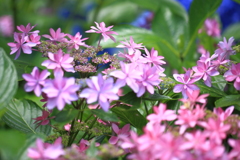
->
[32,110,55,129]
[109,123,130,145]
[204,18,221,37]
[17,23,39,36]
[42,74,80,110]
[147,103,177,124]
[117,36,144,55]
[224,63,240,90]
[197,45,208,55]
[78,139,100,152]
[42,49,75,75]
[0,15,13,37]
[27,138,65,160]
[8,32,36,59]
[22,67,50,97]
[86,22,118,42]
[43,28,67,42]
[67,32,89,49]
[173,69,199,98]
[79,74,119,112]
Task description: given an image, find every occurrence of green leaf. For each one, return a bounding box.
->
[124,0,160,11]
[183,0,222,58]
[152,0,188,46]
[223,23,240,40]
[215,95,240,108]
[211,75,227,91]
[143,92,172,101]
[196,81,226,97]
[119,91,141,109]
[13,60,34,81]
[100,25,182,69]
[2,99,51,135]
[91,109,119,122]
[111,105,147,129]
[54,109,78,123]
[0,48,18,109]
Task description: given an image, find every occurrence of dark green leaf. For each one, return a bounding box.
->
[223,23,240,40]
[183,0,222,59]
[2,99,51,135]
[143,92,172,101]
[119,91,141,109]
[212,75,227,91]
[13,60,34,81]
[111,105,147,129]
[91,109,119,122]
[54,109,78,123]
[196,81,226,97]
[0,48,18,109]
[215,95,240,108]
[124,0,160,11]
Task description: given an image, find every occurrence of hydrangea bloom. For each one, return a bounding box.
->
[204,18,220,37]
[224,63,240,90]
[79,74,120,112]
[117,36,144,55]
[42,28,67,42]
[17,23,39,36]
[86,22,118,42]
[109,123,130,145]
[42,49,75,75]
[32,110,55,129]
[8,32,36,59]
[42,73,80,110]
[27,138,65,160]
[67,32,89,49]
[214,37,235,59]
[22,67,50,97]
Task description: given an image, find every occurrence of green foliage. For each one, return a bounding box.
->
[91,109,119,122]
[0,48,18,109]
[215,95,240,109]
[54,109,79,123]
[196,81,227,97]
[2,99,51,135]
[223,23,240,40]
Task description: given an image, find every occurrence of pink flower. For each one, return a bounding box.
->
[224,63,240,90]
[8,32,36,59]
[17,23,39,36]
[147,103,177,124]
[32,110,55,129]
[86,22,118,42]
[204,18,220,37]
[109,123,130,145]
[199,118,231,144]
[192,60,219,87]
[42,74,80,110]
[67,32,89,49]
[42,49,75,75]
[213,106,234,121]
[214,37,235,60]
[117,36,144,55]
[27,138,65,160]
[28,34,41,45]
[22,67,50,97]
[78,139,100,152]
[0,15,14,37]
[228,139,240,159]
[173,69,199,98]
[110,62,142,93]
[79,74,119,112]
[42,28,67,42]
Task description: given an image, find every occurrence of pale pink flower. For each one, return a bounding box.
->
[173,69,199,98]
[17,23,39,36]
[79,74,119,112]
[214,37,235,60]
[86,22,118,42]
[78,139,100,152]
[22,67,50,97]
[204,18,220,37]
[42,49,75,75]
[42,28,67,42]
[197,45,208,55]
[228,139,240,159]
[42,73,80,110]
[224,63,240,90]
[213,106,234,121]
[109,123,130,145]
[0,15,13,37]
[147,103,177,124]
[8,32,36,59]
[67,32,89,49]
[32,110,55,129]
[27,138,65,160]
[27,34,41,45]
[117,36,144,55]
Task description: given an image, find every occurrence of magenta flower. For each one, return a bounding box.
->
[42,28,67,42]
[213,106,234,121]
[86,22,118,42]
[147,103,177,124]
[110,62,142,93]
[117,36,144,55]
[8,32,36,59]
[27,138,65,160]
[224,63,240,90]
[204,18,220,37]
[109,123,130,145]
[67,32,89,49]
[17,23,39,35]
[214,37,235,60]
[42,49,75,75]
[192,60,219,87]
[180,90,209,108]
[228,139,240,159]
[28,34,41,45]
[79,74,119,112]
[173,69,199,98]
[22,67,50,97]
[78,139,100,152]
[32,110,55,129]
[42,74,80,110]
